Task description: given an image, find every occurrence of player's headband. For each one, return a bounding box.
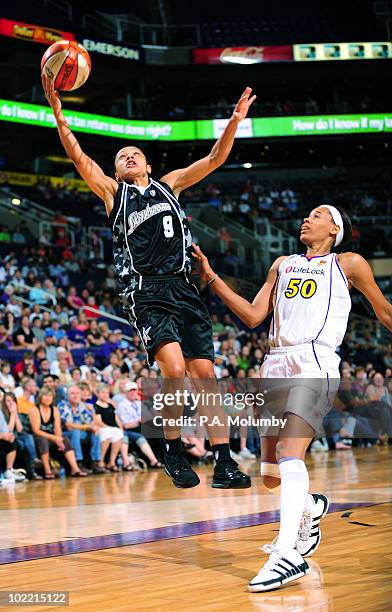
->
[322,205,344,247]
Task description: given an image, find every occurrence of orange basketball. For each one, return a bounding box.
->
[41,40,91,91]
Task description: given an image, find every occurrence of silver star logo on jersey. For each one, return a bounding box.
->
[129,277,138,290]
[142,326,151,344]
[119,265,131,278]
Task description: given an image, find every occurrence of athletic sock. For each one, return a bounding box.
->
[212,443,231,463]
[276,458,309,551]
[165,437,182,455]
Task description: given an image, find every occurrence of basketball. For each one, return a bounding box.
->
[41,40,91,91]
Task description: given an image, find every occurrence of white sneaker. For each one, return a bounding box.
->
[310,439,329,452]
[230,450,242,463]
[296,493,330,557]
[238,448,257,461]
[248,544,310,592]
[4,468,26,482]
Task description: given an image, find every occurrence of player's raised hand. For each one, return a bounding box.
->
[41,73,62,115]
[192,243,215,282]
[232,87,257,122]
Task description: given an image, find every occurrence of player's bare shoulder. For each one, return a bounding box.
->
[337,251,365,275]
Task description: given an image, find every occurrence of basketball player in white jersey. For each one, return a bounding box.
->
[193,205,392,591]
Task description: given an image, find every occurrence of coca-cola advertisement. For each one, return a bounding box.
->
[193,46,293,64]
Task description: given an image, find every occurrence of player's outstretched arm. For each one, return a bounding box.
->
[192,244,284,328]
[343,252,392,332]
[161,87,256,197]
[42,74,117,214]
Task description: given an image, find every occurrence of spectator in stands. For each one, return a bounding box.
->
[115,382,163,468]
[70,367,82,384]
[29,280,49,306]
[86,320,105,347]
[0,400,25,482]
[83,296,100,320]
[66,286,84,311]
[80,352,101,381]
[102,352,121,383]
[76,312,89,333]
[13,316,36,350]
[77,381,96,409]
[57,358,72,387]
[66,317,86,348]
[366,372,391,406]
[0,226,11,243]
[13,352,36,383]
[45,319,67,344]
[93,384,124,472]
[0,361,15,391]
[50,346,73,376]
[29,386,88,478]
[58,385,104,474]
[36,359,51,387]
[0,320,13,349]
[6,296,22,319]
[31,317,46,344]
[14,380,42,479]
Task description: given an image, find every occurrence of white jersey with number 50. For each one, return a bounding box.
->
[269,253,351,350]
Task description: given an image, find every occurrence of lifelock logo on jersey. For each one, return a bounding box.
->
[285,266,325,275]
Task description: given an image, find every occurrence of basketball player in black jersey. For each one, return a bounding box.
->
[42,74,255,489]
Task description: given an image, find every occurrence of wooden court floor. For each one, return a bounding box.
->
[0,447,391,611]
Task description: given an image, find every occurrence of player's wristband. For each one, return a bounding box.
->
[207,274,219,285]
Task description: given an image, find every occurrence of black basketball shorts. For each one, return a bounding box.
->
[120,275,214,365]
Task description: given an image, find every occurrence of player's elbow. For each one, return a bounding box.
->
[243,309,262,329]
[209,151,225,168]
[377,305,392,332]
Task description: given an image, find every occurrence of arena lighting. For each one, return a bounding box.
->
[11,197,21,205]
[222,55,260,64]
[61,96,87,104]
[45,156,74,163]
[243,162,253,168]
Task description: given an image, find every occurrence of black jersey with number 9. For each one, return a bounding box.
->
[109,178,193,283]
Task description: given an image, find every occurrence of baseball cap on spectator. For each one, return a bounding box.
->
[124,381,138,391]
[119,340,130,349]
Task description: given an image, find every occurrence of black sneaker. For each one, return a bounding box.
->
[212,459,251,489]
[164,452,200,488]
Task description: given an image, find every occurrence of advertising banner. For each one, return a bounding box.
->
[0,99,195,141]
[294,41,392,61]
[0,170,89,191]
[1,100,391,141]
[193,46,293,64]
[0,17,75,44]
[81,38,143,62]
[251,114,392,137]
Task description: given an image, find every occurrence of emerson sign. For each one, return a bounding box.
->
[82,38,141,61]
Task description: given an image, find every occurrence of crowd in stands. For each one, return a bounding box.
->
[131,86,392,121]
[1,235,391,484]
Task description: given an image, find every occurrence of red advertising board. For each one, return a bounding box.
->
[0,17,75,44]
[193,46,293,64]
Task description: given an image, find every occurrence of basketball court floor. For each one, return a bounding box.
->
[0,447,391,611]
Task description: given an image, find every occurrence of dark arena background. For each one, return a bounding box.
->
[0,1,391,610]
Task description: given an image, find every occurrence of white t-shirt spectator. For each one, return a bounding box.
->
[0,372,15,391]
